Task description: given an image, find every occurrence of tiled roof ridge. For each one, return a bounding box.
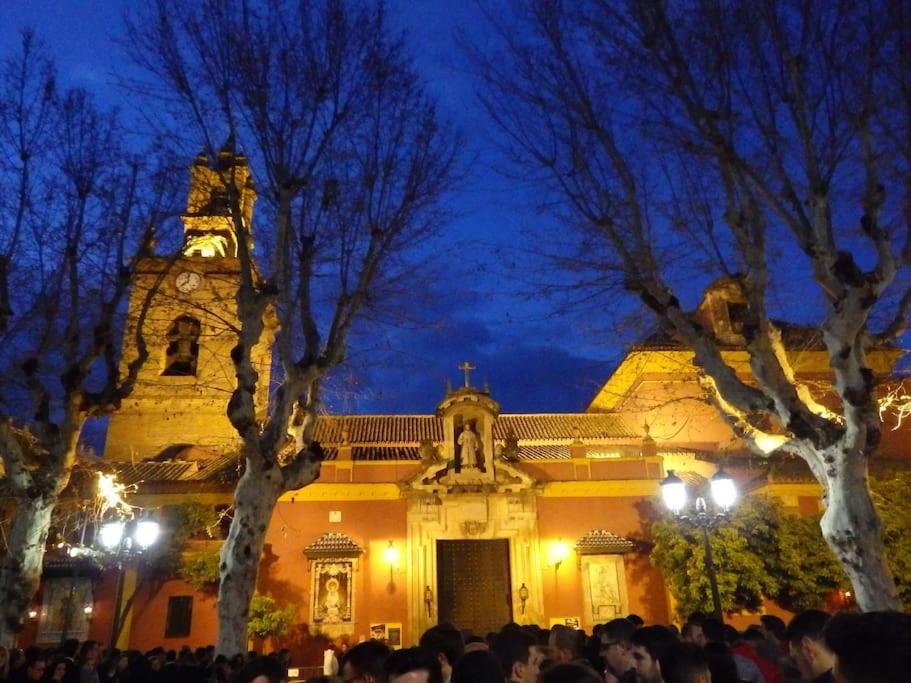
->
[304,532,364,558]
[575,529,637,554]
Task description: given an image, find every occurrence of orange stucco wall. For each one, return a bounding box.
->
[59,492,671,665]
[536,496,670,626]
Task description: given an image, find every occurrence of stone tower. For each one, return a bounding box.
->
[104,148,273,462]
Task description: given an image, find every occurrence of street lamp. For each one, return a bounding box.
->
[659,468,738,622]
[95,515,161,648]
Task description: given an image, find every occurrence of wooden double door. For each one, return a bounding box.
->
[436,539,512,635]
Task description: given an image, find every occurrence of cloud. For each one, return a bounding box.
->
[326,312,621,415]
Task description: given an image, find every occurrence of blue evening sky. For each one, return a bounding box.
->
[0,1,656,415]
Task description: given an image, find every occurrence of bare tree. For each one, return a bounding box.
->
[125,0,460,653]
[0,32,177,643]
[474,0,911,610]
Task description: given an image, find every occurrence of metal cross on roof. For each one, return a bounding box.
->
[458,361,476,388]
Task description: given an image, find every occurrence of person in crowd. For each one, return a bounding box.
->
[450,649,502,683]
[738,627,783,683]
[8,652,45,683]
[702,642,741,683]
[785,611,835,683]
[599,618,636,683]
[44,658,73,683]
[548,626,590,669]
[384,647,442,683]
[418,624,463,683]
[538,663,603,683]
[491,626,541,683]
[233,655,286,683]
[626,615,645,628]
[75,643,99,683]
[340,640,391,683]
[823,610,911,683]
[658,643,710,683]
[463,636,488,654]
[699,618,764,683]
[7,650,26,681]
[631,626,677,683]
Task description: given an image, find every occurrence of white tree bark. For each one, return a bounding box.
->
[215,461,283,657]
[0,493,56,646]
[820,451,900,611]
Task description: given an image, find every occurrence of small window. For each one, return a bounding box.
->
[164,595,193,639]
[162,316,201,376]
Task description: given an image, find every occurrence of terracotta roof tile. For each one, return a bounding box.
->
[321,446,421,461]
[110,461,196,486]
[314,415,443,444]
[575,529,637,554]
[495,414,634,440]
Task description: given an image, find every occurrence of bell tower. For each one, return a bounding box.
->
[104,147,273,462]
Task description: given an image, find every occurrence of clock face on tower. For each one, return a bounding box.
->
[175,270,202,293]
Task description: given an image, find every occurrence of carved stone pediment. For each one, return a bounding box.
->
[461,520,488,537]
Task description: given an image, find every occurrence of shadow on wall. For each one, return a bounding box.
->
[627,498,670,624]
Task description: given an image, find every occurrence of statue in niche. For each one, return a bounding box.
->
[456,420,484,472]
[324,577,342,623]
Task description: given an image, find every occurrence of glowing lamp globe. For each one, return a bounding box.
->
[134,520,161,549]
[710,468,738,510]
[660,470,687,514]
[98,521,125,551]
[549,540,570,568]
[384,542,400,566]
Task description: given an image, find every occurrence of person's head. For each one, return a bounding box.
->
[238,655,284,683]
[419,624,463,680]
[786,610,835,682]
[631,626,677,683]
[61,639,79,660]
[385,647,443,683]
[48,657,70,682]
[599,618,635,676]
[548,625,583,663]
[824,610,911,683]
[24,653,45,681]
[697,618,725,645]
[78,641,99,664]
[680,621,706,648]
[627,614,645,627]
[741,627,765,647]
[537,663,603,683]
[491,627,539,683]
[658,644,710,683]
[340,640,391,683]
[759,615,787,643]
[702,643,739,683]
[450,649,503,683]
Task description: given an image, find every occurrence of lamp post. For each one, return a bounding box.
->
[95,516,161,648]
[659,468,738,622]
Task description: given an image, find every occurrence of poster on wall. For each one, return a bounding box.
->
[549,617,581,629]
[370,622,403,649]
[37,578,93,644]
[311,560,354,625]
[581,555,628,626]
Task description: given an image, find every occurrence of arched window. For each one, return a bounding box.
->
[162,315,201,376]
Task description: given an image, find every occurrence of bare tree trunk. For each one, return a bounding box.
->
[0,493,56,646]
[215,462,282,657]
[822,454,900,611]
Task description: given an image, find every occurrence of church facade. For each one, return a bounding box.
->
[15,152,907,660]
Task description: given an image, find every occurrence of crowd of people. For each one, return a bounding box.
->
[330,610,911,683]
[0,639,291,683]
[1,608,909,683]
